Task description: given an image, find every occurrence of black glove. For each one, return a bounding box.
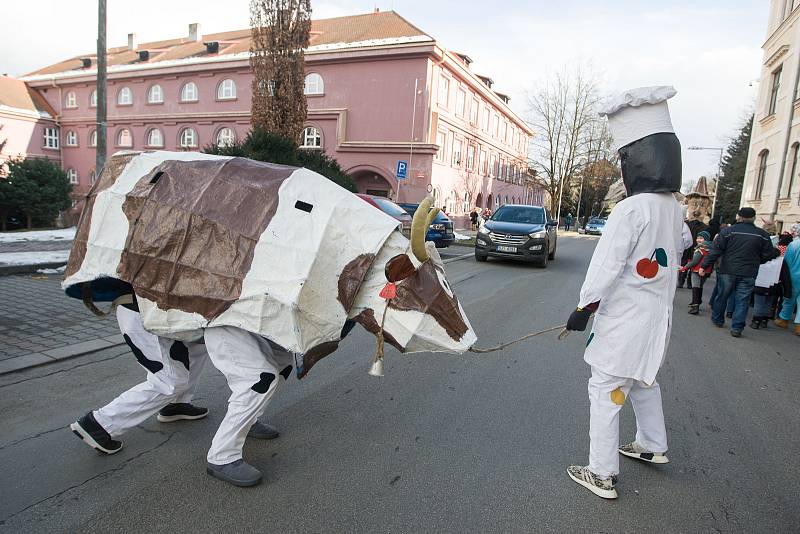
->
[566,308,592,331]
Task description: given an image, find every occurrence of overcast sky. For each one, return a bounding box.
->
[1,0,767,183]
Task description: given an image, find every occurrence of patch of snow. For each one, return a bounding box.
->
[0,250,69,266]
[0,227,76,244]
[37,266,67,274]
[454,232,472,241]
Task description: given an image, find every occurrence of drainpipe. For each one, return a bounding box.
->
[771,24,800,218]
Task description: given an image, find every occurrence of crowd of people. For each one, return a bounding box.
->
[679,208,799,338]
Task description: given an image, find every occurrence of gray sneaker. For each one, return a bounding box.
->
[206,459,262,487]
[567,465,618,499]
[618,442,669,464]
[247,421,280,440]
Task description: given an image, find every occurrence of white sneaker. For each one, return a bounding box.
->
[567,465,618,499]
[618,442,669,464]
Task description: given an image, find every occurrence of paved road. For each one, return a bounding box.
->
[1,236,798,533]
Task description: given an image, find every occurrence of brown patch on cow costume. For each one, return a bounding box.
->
[338,253,376,311]
[116,157,295,319]
[390,260,469,341]
[352,308,404,352]
[64,153,138,278]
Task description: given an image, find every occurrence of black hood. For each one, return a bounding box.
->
[618,132,682,196]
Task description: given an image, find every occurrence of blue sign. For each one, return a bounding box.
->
[396,160,408,180]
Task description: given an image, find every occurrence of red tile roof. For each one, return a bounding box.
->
[25,11,430,77]
[0,76,56,116]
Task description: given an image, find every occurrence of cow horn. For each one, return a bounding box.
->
[411,196,440,263]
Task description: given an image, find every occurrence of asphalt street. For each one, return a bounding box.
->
[1,235,798,533]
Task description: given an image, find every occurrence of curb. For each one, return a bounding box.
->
[0,336,125,376]
[0,262,67,276]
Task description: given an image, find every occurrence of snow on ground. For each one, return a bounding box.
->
[454,232,472,241]
[0,227,76,244]
[37,266,66,274]
[0,250,69,266]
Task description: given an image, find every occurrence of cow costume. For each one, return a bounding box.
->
[564,86,692,499]
[63,151,476,485]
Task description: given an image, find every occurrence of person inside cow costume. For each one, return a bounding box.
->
[63,151,476,486]
[563,86,692,499]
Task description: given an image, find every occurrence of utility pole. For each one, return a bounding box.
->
[96,0,107,174]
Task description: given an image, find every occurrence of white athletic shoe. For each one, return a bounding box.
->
[567,465,618,499]
[618,442,669,464]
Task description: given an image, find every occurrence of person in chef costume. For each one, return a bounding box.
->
[563,86,692,499]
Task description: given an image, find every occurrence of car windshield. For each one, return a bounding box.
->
[589,218,606,225]
[491,206,544,224]
[372,198,409,218]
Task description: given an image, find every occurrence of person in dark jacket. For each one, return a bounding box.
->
[699,207,779,337]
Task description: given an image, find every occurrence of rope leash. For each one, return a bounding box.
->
[468,324,569,353]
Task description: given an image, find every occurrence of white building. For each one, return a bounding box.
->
[743,0,800,231]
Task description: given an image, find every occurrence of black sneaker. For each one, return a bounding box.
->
[70,412,123,455]
[157,403,209,422]
[731,330,742,338]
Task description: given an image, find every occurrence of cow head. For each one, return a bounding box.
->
[349,197,477,354]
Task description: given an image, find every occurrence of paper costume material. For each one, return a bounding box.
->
[600,86,677,151]
[63,151,476,377]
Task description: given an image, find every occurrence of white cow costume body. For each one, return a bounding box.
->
[566,86,691,498]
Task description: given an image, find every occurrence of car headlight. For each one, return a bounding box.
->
[430,223,446,231]
[478,226,490,234]
[528,231,546,239]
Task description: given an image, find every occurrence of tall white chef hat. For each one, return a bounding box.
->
[599,86,677,151]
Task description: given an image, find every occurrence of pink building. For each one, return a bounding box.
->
[11,10,542,227]
[0,76,60,169]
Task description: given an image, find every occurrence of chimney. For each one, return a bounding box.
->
[127,33,137,51]
[188,23,201,42]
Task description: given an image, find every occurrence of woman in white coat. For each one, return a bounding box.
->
[563,86,693,499]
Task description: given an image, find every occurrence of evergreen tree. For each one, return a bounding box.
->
[716,115,753,224]
[1,157,72,229]
[250,0,312,140]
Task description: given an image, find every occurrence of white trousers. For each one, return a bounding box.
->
[94,306,209,438]
[205,326,293,465]
[588,366,668,478]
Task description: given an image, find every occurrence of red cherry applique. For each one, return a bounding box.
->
[636,248,668,279]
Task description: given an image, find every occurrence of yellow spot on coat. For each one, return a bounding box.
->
[610,387,626,405]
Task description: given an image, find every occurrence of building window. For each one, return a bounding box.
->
[180,82,199,102]
[89,169,97,185]
[146,128,164,148]
[117,128,133,148]
[435,130,447,161]
[216,127,236,147]
[456,89,466,117]
[462,192,471,214]
[466,144,476,171]
[482,107,490,132]
[300,126,322,148]
[65,130,78,147]
[755,150,769,200]
[65,91,77,108]
[66,168,78,184]
[451,137,463,167]
[785,142,799,198]
[493,113,500,138]
[447,190,457,214]
[489,153,497,177]
[90,89,97,107]
[117,87,133,106]
[217,79,237,100]
[304,73,324,95]
[438,75,450,108]
[180,128,198,148]
[768,66,782,116]
[502,122,509,144]
[470,98,479,126]
[89,129,97,147]
[147,84,164,104]
[43,127,59,149]
[479,149,487,176]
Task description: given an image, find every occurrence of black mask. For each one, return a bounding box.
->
[619,132,682,196]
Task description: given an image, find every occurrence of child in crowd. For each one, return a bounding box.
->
[680,230,712,315]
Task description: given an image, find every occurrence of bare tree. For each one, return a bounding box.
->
[250,0,312,140]
[526,67,601,220]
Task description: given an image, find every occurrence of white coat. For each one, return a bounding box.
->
[578,192,688,385]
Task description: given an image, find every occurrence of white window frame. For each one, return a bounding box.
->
[66,168,78,184]
[147,84,164,104]
[304,73,324,95]
[90,89,97,108]
[89,170,97,185]
[65,130,78,147]
[470,98,479,126]
[435,130,447,162]
[438,75,450,108]
[216,127,236,147]
[300,126,322,149]
[479,149,487,176]
[146,128,164,148]
[451,137,463,167]
[43,127,59,149]
[117,87,133,106]
[466,144,476,171]
[89,129,97,147]
[217,79,237,100]
[180,128,198,148]
[456,88,466,118]
[117,128,133,148]
[180,82,199,102]
[65,91,77,109]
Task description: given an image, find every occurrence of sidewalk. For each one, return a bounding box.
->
[0,273,122,374]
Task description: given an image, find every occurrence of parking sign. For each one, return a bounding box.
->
[396,160,408,180]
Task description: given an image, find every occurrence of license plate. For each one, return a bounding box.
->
[497,245,517,253]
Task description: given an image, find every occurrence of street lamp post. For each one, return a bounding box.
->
[687,145,724,221]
